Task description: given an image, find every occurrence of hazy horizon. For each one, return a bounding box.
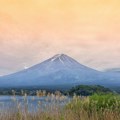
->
[0,0,120,75]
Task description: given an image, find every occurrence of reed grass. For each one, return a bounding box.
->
[0,92,120,120]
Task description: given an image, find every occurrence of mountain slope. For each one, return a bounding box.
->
[0,54,120,88]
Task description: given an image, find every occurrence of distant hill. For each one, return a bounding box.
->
[105,68,120,73]
[67,85,113,96]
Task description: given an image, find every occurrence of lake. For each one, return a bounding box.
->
[0,95,71,112]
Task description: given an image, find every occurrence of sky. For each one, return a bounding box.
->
[0,0,120,75]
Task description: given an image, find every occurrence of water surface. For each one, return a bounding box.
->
[0,95,70,112]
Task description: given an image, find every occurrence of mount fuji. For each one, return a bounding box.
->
[0,54,120,88]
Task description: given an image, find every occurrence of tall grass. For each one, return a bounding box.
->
[0,92,120,120]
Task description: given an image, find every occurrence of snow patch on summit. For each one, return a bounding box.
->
[51,54,65,64]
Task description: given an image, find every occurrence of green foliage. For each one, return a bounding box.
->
[89,94,120,111]
[68,85,112,96]
[66,94,120,113]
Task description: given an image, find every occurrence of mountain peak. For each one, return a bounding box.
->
[47,53,88,69]
[19,54,97,72]
[50,54,67,62]
[53,54,67,58]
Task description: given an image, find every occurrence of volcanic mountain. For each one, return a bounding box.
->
[0,54,120,88]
